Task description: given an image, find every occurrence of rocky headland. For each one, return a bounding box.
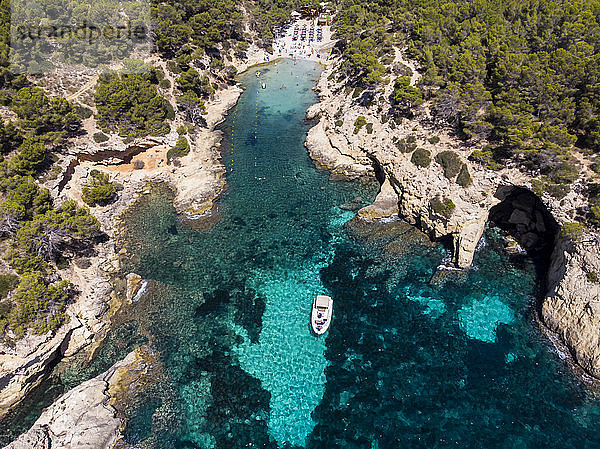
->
[306,51,600,381]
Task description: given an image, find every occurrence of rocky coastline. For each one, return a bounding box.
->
[4,45,600,447]
[305,53,600,382]
[0,46,269,446]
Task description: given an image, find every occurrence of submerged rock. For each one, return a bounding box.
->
[358,179,399,220]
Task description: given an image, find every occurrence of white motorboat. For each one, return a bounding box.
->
[311,295,333,335]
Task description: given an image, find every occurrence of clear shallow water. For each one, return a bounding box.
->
[3,59,600,448]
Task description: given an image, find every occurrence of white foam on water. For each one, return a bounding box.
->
[132,280,148,302]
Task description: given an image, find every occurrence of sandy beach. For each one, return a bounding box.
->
[270,18,335,62]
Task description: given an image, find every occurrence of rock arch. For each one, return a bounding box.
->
[487,186,559,260]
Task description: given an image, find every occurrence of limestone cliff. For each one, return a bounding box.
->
[305,61,531,268]
[307,55,600,379]
[542,234,600,378]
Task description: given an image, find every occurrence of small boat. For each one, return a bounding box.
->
[262,83,266,89]
[311,295,333,335]
[256,70,261,77]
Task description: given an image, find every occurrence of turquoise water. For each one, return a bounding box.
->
[115,59,600,448]
[3,58,600,448]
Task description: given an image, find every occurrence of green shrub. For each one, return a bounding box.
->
[468,149,492,165]
[12,87,80,136]
[352,86,364,99]
[547,159,579,185]
[0,301,10,319]
[587,271,599,283]
[0,274,18,299]
[177,125,188,135]
[353,116,367,134]
[82,171,116,206]
[334,119,343,127]
[411,148,431,167]
[167,137,190,164]
[407,135,417,144]
[391,76,423,113]
[93,132,109,143]
[366,123,373,134]
[177,68,215,99]
[545,182,570,199]
[456,163,472,187]
[75,106,93,120]
[395,138,416,153]
[159,79,171,90]
[531,178,544,197]
[8,139,49,176]
[94,72,174,139]
[430,196,455,218]
[45,165,62,181]
[8,272,72,337]
[166,61,182,74]
[4,249,48,275]
[428,136,441,145]
[532,176,570,199]
[560,222,586,242]
[0,119,23,155]
[435,150,462,179]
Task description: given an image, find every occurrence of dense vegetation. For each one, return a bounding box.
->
[8,0,148,71]
[435,150,462,179]
[0,173,101,339]
[333,0,600,217]
[411,147,431,167]
[0,18,102,339]
[82,171,117,206]
[151,0,322,57]
[95,72,174,139]
[167,137,191,163]
[430,195,455,218]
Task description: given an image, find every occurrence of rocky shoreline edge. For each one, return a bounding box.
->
[304,53,600,385]
[0,47,271,447]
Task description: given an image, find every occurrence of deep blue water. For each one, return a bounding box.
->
[114,59,600,448]
[3,58,600,448]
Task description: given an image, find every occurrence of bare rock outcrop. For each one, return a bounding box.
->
[305,117,373,180]
[358,179,399,220]
[0,319,79,419]
[4,353,128,449]
[4,346,157,449]
[542,235,600,377]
